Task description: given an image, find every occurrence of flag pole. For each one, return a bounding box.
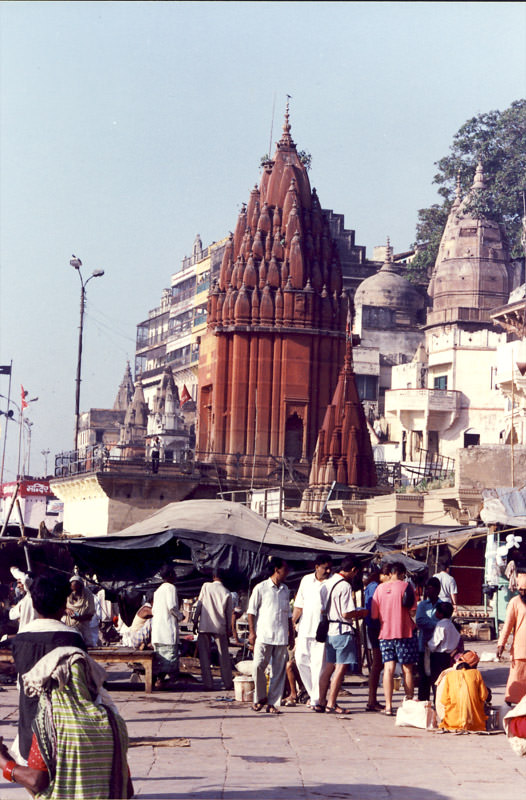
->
[17,385,28,479]
[0,360,13,485]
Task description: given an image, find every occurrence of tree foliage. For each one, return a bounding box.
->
[405,99,526,284]
[260,149,312,171]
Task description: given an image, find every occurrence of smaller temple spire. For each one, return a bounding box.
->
[113,361,134,411]
[451,171,462,212]
[472,159,486,191]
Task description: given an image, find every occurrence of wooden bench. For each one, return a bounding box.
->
[88,647,154,693]
[0,648,154,693]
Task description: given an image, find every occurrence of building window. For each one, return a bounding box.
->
[464,432,480,447]
[433,375,448,390]
[356,374,378,401]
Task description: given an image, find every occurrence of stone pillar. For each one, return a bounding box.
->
[228,333,250,458]
[270,335,283,457]
[255,333,273,461]
[213,335,231,456]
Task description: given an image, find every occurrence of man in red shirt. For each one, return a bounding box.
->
[371,561,417,715]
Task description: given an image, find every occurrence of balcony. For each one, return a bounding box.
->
[385,388,462,432]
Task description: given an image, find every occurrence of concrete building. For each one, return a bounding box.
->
[0,479,63,533]
[135,235,228,412]
[352,239,426,423]
[76,362,134,452]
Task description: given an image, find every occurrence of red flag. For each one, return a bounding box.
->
[180,384,191,407]
[20,385,28,410]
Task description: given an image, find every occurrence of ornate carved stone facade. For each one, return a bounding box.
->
[197,109,353,481]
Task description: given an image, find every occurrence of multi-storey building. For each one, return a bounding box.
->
[135,235,228,412]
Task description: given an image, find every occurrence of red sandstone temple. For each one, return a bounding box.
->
[197,107,373,486]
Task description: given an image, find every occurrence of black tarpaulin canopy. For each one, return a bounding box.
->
[64,500,374,589]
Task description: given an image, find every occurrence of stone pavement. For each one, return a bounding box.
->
[1,641,526,800]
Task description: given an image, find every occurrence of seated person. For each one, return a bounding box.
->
[120,597,153,647]
[437,650,490,732]
[504,694,526,757]
[427,601,462,698]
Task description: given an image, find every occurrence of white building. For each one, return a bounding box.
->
[385,165,514,469]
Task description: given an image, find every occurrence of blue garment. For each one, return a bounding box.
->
[364,581,379,628]
[416,598,438,652]
[325,632,358,665]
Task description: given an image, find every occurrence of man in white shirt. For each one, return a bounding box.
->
[292,555,333,710]
[433,564,458,613]
[152,565,181,688]
[194,570,234,691]
[317,556,367,714]
[248,557,294,714]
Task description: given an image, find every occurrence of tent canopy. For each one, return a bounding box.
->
[63,500,375,590]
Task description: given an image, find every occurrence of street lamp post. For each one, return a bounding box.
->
[70,256,104,453]
[41,448,50,476]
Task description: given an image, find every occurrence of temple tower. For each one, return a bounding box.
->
[197,107,349,481]
[385,164,512,463]
[301,335,377,513]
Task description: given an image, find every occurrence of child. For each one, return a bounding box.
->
[427,601,461,700]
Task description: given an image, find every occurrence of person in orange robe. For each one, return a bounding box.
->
[497,572,526,705]
[438,651,489,732]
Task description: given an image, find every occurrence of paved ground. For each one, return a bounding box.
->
[1,640,525,800]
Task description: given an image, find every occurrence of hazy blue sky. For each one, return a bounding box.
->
[0,1,525,480]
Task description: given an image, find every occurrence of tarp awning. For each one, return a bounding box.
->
[481,487,526,527]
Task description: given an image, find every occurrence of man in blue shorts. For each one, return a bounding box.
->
[316,556,367,714]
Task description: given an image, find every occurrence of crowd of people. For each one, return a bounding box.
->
[1,552,526,796]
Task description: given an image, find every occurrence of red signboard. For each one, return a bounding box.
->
[1,480,52,498]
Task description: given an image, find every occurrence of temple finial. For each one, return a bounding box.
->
[473,159,485,190]
[386,236,393,263]
[278,94,294,147]
[284,94,291,133]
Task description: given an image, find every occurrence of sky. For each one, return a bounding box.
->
[0,0,525,481]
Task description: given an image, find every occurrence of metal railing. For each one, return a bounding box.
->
[54,445,197,478]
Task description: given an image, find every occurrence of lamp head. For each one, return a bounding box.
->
[70,255,82,270]
[92,270,105,278]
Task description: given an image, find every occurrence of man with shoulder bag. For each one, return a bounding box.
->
[316,556,367,715]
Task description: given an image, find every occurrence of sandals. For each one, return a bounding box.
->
[283,697,297,706]
[314,704,326,713]
[252,702,266,712]
[381,708,395,716]
[365,702,384,712]
[266,705,281,714]
[326,705,351,715]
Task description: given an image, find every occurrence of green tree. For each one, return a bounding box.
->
[405,99,526,284]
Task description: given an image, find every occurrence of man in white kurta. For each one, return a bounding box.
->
[291,556,332,709]
[152,565,180,686]
[248,558,294,713]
